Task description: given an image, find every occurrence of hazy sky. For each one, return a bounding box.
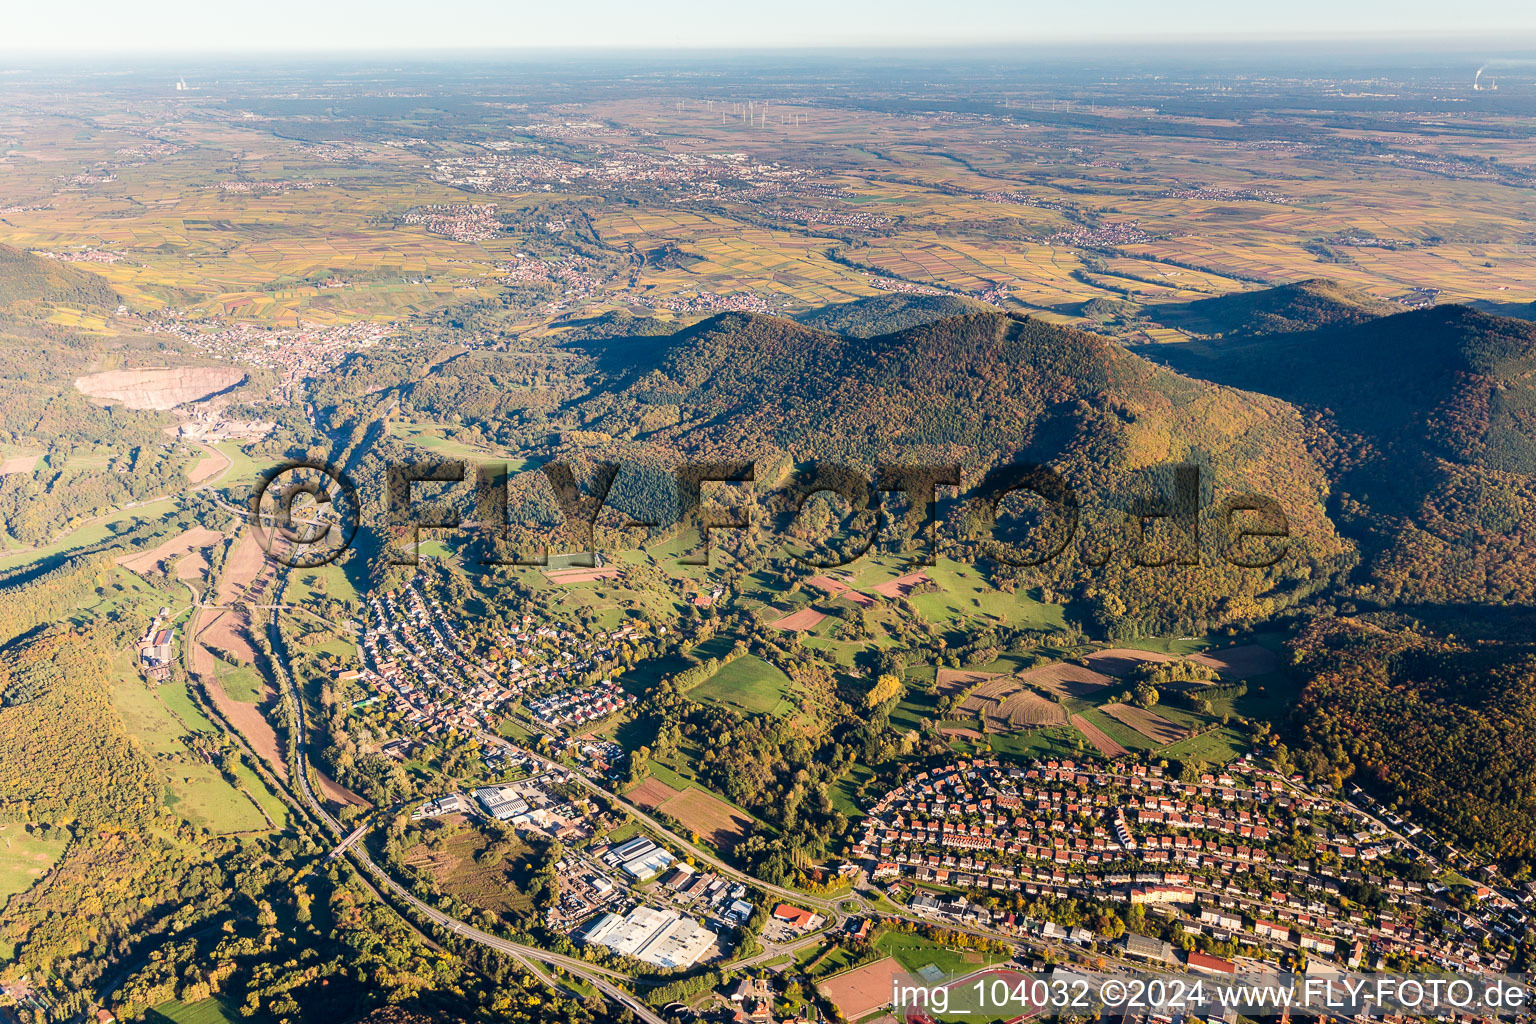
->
[8,0,1536,52]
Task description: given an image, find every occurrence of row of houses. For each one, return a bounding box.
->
[857,758,1519,976]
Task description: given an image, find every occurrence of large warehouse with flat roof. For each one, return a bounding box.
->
[581,905,715,969]
[474,785,529,821]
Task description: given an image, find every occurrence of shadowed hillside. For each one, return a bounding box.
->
[1161,302,1536,606]
[1149,278,1399,338]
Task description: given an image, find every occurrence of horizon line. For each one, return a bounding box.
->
[6,31,1536,58]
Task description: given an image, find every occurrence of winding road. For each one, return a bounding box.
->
[264,586,665,1024]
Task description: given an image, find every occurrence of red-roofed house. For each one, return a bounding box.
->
[772,904,822,932]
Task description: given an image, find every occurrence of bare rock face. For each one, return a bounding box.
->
[73,366,247,410]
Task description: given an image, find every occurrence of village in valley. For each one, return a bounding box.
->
[6,46,1536,1024]
[298,563,1534,1024]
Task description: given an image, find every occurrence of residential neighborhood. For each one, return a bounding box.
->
[851,757,1525,978]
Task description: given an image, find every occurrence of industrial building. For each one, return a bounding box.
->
[475,785,530,821]
[413,793,470,820]
[581,905,716,969]
[621,848,675,880]
[604,837,675,881]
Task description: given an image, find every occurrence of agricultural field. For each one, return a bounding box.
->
[936,668,997,695]
[1083,648,1177,677]
[847,557,1069,631]
[213,660,269,705]
[1069,712,1131,758]
[0,496,179,572]
[1189,644,1282,679]
[110,659,272,835]
[0,159,509,322]
[116,526,225,576]
[1158,725,1251,764]
[188,543,289,784]
[923,638,1262,759]
[204,442,270,502]
[642,783,756,853]
[389,419,539,465]
[1207,671,1302,724]
[4,85,1536,349]
[146,997,244,1024]
[687,655,797,715]
[627,776,684,810]
[0,445,41,476]
[770,607,827,632]
[1099,702,1192,745]
[956,677,1066,733]
[805,573,875,608]
[1017,660,1116,699]
[3,54,1536,1024]
[0,823,69,906]
[629,743,774,852]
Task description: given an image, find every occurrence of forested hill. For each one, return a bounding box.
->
[1161,303,1536,607]
[583,309,1325,477]
[1149,278,1399,338]
[793,293,995,338]
[0,242,119,309]
[537,309,1353,635]
[1287,616,1536,874]
[1163,304,1536,469]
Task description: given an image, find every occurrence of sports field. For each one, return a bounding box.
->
[817,956,906,1021]
[875,929,1011,974]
